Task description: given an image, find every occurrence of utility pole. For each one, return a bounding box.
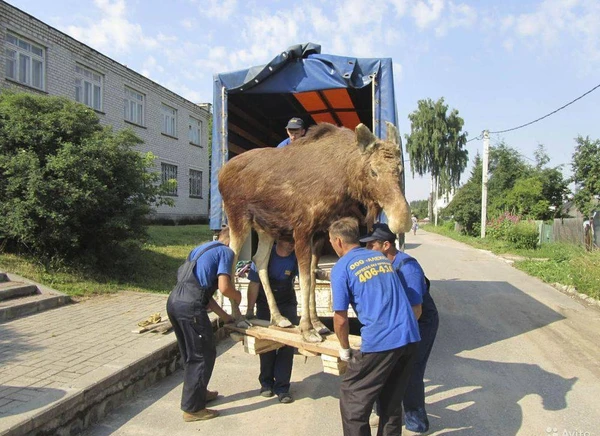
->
[480,130,489,238]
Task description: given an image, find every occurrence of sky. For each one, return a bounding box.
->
[6,0,600,202]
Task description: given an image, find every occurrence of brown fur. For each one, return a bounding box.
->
[218,122,411,341]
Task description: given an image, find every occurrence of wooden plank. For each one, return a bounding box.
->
[244,336,284,355]
[321,354,347,376]
[225,323,361,358]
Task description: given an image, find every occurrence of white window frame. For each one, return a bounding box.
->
[189,116,202,146]
[4,32,45,90]
[124,87,145,125]
[75,64,103,111]
[161,104,177,137]
[189,169,203,198]
[161,163,178,196]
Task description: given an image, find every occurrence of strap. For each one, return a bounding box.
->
[189,242,224,263]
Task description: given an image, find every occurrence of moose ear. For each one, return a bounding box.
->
[386,122,400,146]
[355,123,377,153]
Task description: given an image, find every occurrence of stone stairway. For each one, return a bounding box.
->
[0,271,71,323]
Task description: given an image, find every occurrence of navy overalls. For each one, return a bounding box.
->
[166,242,222,413]
[249,247,299,395]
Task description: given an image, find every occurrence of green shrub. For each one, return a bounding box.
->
[0,93,171,266]
[506,221,539,249]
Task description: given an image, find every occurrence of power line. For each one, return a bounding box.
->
[489,82,600,134]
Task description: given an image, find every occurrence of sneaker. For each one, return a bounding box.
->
[404,407,429,433]
[260,387,274,398]
[278,392,294,404]
[206,390,219,402]
[183,408,219,422]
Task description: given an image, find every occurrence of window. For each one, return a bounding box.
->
[189,116,202,145]
[4,32,45,90]
[189,169,203,198]
[75,65,103,111]
[161,163,178,196]
[161,104,177,136]
[124,87,144,125]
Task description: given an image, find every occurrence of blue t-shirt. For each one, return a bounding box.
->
[276,137,291,148]
[248,245,298,283]
[392,252,426,306]
[189,241,234,288]
[331,247,420,352]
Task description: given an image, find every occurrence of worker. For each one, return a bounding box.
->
[360,222,439,433]
[328,217,420,435]
[166,226,242,422]
[245,237,298,403]
[276,117,306,147]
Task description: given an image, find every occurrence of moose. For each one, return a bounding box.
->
[218,122,412,342]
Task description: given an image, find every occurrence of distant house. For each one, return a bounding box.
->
[0,1,210,222]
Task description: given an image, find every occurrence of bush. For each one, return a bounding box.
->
[0,93,171,266]
[506,221,539,249]
[486,212,520,241]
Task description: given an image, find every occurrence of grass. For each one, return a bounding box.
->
[423,223,600,300]
[0,225,215,297]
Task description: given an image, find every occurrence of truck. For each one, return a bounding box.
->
[209,42,403,257]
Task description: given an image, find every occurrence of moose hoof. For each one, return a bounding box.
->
[302,329,323,343]
[275,317,293,328]
[312,320,331,335]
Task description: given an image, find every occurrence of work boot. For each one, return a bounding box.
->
[206,390,219,402]
[260,387,274,398]
[182,408,219,422]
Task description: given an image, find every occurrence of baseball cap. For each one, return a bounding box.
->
[359,223,397,243]
[285,117,305,130]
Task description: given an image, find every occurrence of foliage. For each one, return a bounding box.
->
[0,92,172,266]
[409,199,428,219]
[505,221,539,249]
[571,135,600,217]
[486,212,520,241]
[405,97,469,201]
[445,154,482,235]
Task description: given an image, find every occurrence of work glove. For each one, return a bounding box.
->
[339,347,353,362]
[314,268,331,281]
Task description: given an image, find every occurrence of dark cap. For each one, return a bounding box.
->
[359,223,396,243]
[285,117,305,130]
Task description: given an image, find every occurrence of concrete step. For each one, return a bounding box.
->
[0,281,39,301]
[0,273,71,323]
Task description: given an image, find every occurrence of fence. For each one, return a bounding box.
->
[538,216,598,249]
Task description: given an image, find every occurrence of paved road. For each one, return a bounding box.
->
[82,230,600,436]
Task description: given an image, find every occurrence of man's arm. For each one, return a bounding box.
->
[246,281,259,317]
[333,310,350,349]
[207,298,234,323]
[218,274,242,305]
[412,304,422,321]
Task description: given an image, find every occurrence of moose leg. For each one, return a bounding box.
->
[227,216,251,321]
[295,236,323,343]
[253,232,292,328]
[309,235,330,335]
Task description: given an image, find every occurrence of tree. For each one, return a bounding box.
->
[409,199,428,220]
[405,97,468,222]
[571,135,600,217]
[0,92,171,265]
[445,154,482,235]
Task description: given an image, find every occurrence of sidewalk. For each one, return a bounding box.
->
[0,291,197,436]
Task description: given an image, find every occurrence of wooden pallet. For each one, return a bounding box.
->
[225,320,360,375]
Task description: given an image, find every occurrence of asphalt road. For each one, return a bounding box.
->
[82,230,600,436]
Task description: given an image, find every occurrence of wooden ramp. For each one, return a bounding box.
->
[225,320,361,375]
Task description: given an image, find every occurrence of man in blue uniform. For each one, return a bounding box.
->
[246,237,298,403]
[328,217,420,436]
[276,117,306,148]
[166,226,242,422]
[360,223,439,433]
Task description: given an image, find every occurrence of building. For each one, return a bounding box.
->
[0,1,210,222]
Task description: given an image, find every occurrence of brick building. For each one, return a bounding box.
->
[0,1,210,221]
